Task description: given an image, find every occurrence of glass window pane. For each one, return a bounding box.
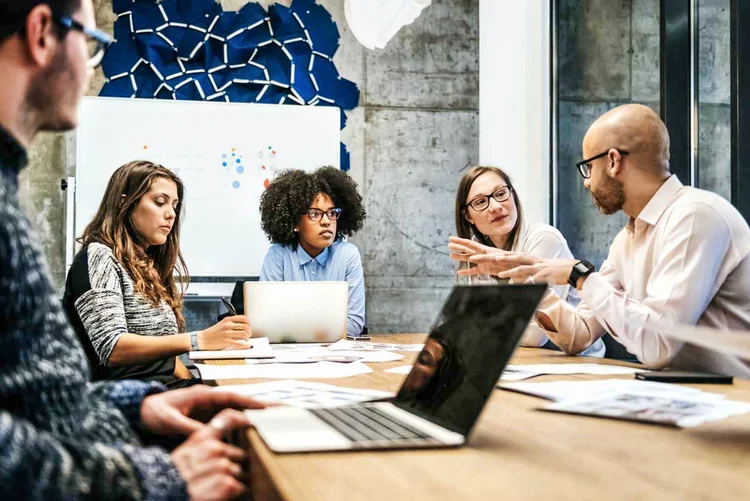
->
[556,0,660,266]
[697,0,731,200]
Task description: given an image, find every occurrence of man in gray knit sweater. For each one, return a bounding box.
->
[0,1,266,500]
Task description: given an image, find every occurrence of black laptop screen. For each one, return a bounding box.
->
[392,284,546,436]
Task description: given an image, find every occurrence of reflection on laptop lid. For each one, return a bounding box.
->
[393,284,547,437]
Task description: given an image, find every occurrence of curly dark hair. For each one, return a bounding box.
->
[259,166,366,247]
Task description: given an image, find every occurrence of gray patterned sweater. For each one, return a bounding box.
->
[0,127,187,500]
[64,243,178,384]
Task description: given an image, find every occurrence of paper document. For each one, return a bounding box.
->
[500,379,720,402]
[215,380,393,408]
[500,363,644,382]
[195,361,373,380]
[384,365,413,375]
[648,322,750,361]
[273,348,403,364]
[189,337,274,360]
[542,392,750,428]
[328,339,425,352]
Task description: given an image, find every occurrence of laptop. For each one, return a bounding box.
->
[244,284,547,453]
[244,281,348,343]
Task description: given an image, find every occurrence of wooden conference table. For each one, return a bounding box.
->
[210,334,750,501]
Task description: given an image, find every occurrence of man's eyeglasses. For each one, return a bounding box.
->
[54,15,113,69]
[302,208,342,222]
[576,149,629,179]
[465,186,513,212]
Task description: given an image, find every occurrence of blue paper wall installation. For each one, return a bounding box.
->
[101,0,359,170]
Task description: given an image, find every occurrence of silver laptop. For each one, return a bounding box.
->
[245,284,547,453]
[244,281,348,343]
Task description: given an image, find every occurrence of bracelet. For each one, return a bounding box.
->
[190,331,200,351]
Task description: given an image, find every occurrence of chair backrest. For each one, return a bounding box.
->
[217,278,258,322]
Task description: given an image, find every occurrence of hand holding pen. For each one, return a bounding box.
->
[195,298,252,350]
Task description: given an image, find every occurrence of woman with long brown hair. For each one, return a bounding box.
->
[63,161,252,387]
[450,166,605,356]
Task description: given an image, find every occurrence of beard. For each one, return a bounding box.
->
[591,175,625,215]
[26,44,82,133]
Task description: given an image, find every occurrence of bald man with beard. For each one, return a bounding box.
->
[450,104,750,377]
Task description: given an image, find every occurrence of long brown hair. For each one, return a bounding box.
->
[454,166,524,252]
[78,161,189,330]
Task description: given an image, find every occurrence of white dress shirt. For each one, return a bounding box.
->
[537,175,750,377]
[465,220,606,357]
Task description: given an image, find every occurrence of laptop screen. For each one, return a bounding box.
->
[392,284,547,436]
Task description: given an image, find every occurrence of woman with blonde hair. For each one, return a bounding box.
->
[63,161,252,387]
[451,165,604,356]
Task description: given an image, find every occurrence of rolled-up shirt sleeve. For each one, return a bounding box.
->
[535,263,613,355]
[539,202,735,368]
[578,203,733,368]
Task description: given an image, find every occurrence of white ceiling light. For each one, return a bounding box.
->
[344,0,432,50]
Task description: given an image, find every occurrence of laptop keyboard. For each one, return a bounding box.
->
[309,403,439,445]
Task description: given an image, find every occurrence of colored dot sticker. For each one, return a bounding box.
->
[261,165,266,170]
[236,158,241,163]
[268,146,272,150]
[263,178,270,189]
[232,181,240,189]
[236,166,244,174]
[222,154,226,158]
[222,162,227,167]
[231,147,236,152]
[143,145,148,150]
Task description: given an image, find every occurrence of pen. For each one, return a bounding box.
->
[220,297,237,316]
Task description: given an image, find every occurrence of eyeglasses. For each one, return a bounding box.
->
[302,208,342,222]
[465,186,513,212]
[576,149,629,179]
[54,15,113,69]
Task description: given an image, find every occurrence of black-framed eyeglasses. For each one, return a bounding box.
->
[576,149,629,179]
[465,186,513,212]
[54,15,113,69]
[302,208,342,222]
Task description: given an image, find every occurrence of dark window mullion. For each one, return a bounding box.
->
[660,0,696,185]
[731,0,750,219]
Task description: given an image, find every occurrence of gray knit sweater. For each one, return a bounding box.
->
[0,127,187,500]
[64,242,179,384]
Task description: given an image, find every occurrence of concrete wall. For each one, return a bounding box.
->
[556,0,731,267]
[21,0,730,333]
[20,0,479,335]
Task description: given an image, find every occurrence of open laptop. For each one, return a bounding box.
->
[244,281,348,343]
[245,284,547,453]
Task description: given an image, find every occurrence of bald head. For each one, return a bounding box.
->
[583,104,670,174]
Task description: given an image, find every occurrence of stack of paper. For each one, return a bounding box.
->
[215,380,393,408]
[499,363,644,382]
[543,392,750,428]
[195,361,373,380]
[501,379,712,402]
[501,378,750,428]
[189,337,274,360]
[327,339,425,352]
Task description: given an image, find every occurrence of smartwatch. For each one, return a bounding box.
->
[568,260,595,288]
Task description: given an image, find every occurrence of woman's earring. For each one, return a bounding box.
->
[294,228,299,232]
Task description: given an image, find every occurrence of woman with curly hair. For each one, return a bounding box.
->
[259,166,367,337]
[63,161,253,387]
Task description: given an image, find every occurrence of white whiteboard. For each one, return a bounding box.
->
[75,96,340,276]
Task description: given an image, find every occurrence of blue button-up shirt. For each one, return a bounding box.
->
[259,240,366,336]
